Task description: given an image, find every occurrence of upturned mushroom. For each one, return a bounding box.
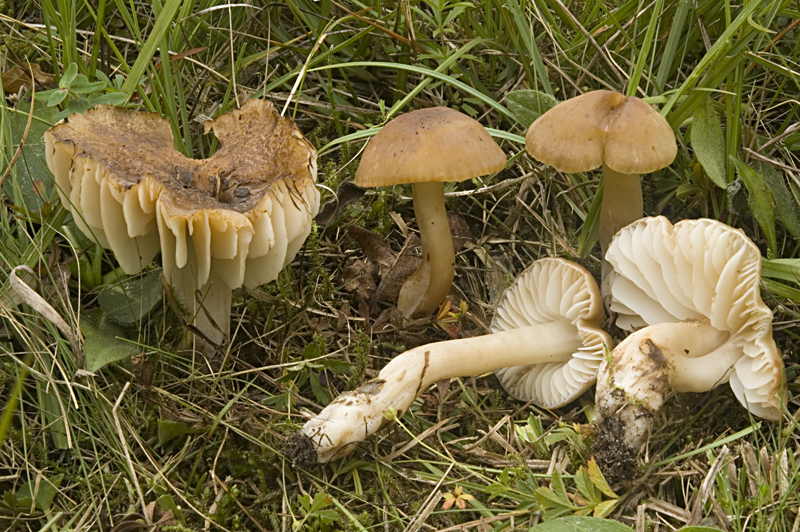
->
[45,100,319,350]
[525,91,677,254]
[355,107,506,318]
[593,216,786,478]
[285,258,612,465]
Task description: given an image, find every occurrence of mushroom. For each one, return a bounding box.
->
[593,216,786,478]
[355,107,506,318]
[285,258,612,465]
[525,91,677,254]
[45,100,319,350]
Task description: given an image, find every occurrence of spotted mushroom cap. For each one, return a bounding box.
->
[525,90,677,174]
[355,107,506,187]
[44,99,319,290]
[491,258,613,408]
[606,216,786,420]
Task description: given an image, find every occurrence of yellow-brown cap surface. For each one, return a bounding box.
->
[525,90,676,174]
[355,107,505,187]
[45,99,319,288]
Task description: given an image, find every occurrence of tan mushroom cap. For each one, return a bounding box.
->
[45,100,319,290]
[606,216,786,420]
[525,90,677,174]
[355,107,506,187]
[491,258,613,408]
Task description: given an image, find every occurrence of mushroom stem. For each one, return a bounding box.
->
[286,320,583,465]
[398,182,456,318]
[593,320,740,476]
[599,165,642,253]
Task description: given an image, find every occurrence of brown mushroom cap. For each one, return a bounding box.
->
[355,107,506,187]
[525,90,677,174]
[45,100,319,347]
[45,100,318,286]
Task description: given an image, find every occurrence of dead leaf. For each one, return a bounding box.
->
[2,64,56,94]
[348,226,396,267]
[342,259,378,301]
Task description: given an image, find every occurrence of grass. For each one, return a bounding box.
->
[0,0,799,530]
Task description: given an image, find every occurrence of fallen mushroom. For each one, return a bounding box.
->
[525,91,676,261]
[593,216,786,479]
[355,107,506,318]
[45,100,319,350]
[285,258,612,465]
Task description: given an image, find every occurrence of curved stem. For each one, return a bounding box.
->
[398,182,455,318]
[599,165,642,253]
[291,320,582,463]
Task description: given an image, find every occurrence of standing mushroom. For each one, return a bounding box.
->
[45,100,319,350]
[355,107,506,318]
[593,216,786,479]
[525,91,677,255]
[285,258,612,465]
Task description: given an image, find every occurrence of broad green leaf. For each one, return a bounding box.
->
[593,499,620,518]
[97,271,162,325]
[550,470,570,501]
[157,493,185,522]
[505,90,558,128]
[157,419,205,446]
[732,157,777,257]
[690,98,727,189]
[88,92,128,106]
[531,516,633,531]
[16,473,63,513]
[58,63,78,88]
[574,468,600,504]
[534,486,573,509]
[47,88,68,107]
[81,309,140,372]
[757,162,800,240]
[587,457,618,498]
[3,91,60,211]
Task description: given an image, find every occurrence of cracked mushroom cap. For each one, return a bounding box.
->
[525,90,676,174]
[45,100,319,289]
[491,258,612,408]
[355,107,506,186]
[606,216,786,420]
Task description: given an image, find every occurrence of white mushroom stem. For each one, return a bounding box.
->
[398,182,455,318]
[595,320,741,454]
[288,320,584,464]
[599,165,642,253]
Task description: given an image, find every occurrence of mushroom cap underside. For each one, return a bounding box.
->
[525,90,677,175]
[45,99,319,287]
[355,106,506,187]
[606,216,786,419]
[491,257,612,408]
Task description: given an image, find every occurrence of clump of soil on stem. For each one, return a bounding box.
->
[592,416,638,485]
